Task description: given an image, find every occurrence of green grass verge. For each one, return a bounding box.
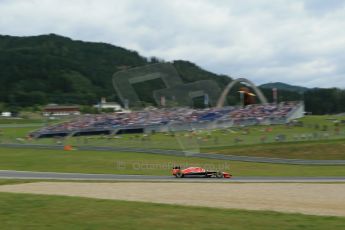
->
[0,192,344,230]
[2,115,345,160]
[1,147,345,177]
[204,139,345,160]
[0,179,37,186]
[0,118,44,124]
[0,126,38,139]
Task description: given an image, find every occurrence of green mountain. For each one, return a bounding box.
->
[0,34,148,107]
[259,83,345,114]
[0,34,231,109]
[260,82,309,93]
[1,34,345,115]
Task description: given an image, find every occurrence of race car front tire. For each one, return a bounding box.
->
[175,171,184,178]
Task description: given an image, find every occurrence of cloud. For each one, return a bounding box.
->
[0,0,345,88]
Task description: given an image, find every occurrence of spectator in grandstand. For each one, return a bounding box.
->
[31,101,300,138]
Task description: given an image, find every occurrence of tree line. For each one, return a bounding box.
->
[0,34,344,115]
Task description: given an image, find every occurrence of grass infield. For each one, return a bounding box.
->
[1,147,345,177]
[0,192,344,230]
[1,115,345,160]
[203,139,345,160]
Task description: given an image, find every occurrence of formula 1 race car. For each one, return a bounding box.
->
[172,166,232,178]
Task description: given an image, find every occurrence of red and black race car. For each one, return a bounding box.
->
[172,166,232,178]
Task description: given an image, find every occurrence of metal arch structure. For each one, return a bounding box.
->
[216,78,268,108]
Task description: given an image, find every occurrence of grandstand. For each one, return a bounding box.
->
[30,101,304,138]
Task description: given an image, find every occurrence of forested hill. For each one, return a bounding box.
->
[260,82,309,93]
[1,34,345,115]
[0,34,231,108]
[0,34,146,106]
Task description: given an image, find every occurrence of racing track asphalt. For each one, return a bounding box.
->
[2,143,345,165]
[1,170,345,183]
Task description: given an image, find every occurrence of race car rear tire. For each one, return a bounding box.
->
[175,171,184,178]
[216,171,224,178]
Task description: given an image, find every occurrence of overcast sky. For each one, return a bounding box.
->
[1,0,345,88]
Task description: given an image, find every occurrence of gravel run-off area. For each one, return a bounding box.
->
[1,182,345,217]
